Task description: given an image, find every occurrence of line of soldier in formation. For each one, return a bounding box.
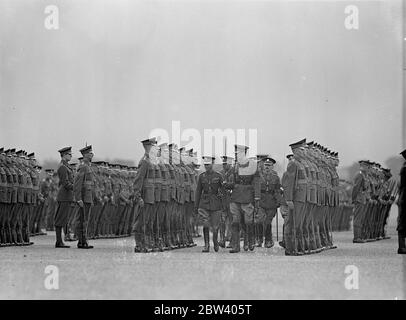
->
[0,148,41,246]
[135,137,343,256]
[351,160,398,243]
[50,144,201,250]
[279,139,340,255]
[58,160,142,242]
[2,140,400,254]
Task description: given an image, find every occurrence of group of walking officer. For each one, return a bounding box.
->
[194,144,285,253]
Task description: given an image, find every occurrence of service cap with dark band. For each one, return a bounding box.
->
[58,146,72,155]
[256,154,268,161]
[289,138,306,150]
[263,157,276,164]
[221,155,234,164]
[141,137,157,146]
[80,145,93,155]
[202,156,215,165]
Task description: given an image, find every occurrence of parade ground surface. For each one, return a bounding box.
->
[0,209,404,300]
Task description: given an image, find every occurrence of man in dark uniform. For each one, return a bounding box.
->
[258,156,283,248]
[397,149,406,254]
[73,145,96,249]
[227,144,261,253]
[195,156,224,252]
[282,139,308,256]
[54,146,74,248]
[133,138,157,253]
[352,160,369,243]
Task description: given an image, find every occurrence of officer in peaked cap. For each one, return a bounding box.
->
[195,156,223,252]
[282,138,308,255]
[54,147,73,248]
[228,144,261,253]
[73,145,95,249]
[133,137,158,252]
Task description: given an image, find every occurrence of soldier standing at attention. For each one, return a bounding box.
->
[133,138,157,253]
[73,145,96,249]
[282,139,308,256]
[397,149,406,254]
[195,156,223,252]
[352,160,369,243]
[54,147,74,248]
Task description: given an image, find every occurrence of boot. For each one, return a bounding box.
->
[248,224,255,251]
[255,223,263,247]
[398,232,406,254]
[353,226,366,243]
[219,224,226,248]
[16,228,24,246]
[213,228,219,252]
[55,226,70,248]
[77,242,94,249]
[243,229,249,251]
[202,227,209,252]
[0,228,4,246]
[229,223,240,253]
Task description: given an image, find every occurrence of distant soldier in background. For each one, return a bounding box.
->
[380,168,397,239]
[219,155,233,248]
[32,164,46,235]
[0,148,9,245]
[191,151,201,238]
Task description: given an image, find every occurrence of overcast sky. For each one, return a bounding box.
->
[0,0,403,176]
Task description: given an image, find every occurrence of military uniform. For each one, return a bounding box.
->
[133,138,158,252]
[227,145,260,253]
[352,161,370,242]
[55,147,74,248]
[257,157,283,248]
[73,145,96,249]
[195,156,223,252]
